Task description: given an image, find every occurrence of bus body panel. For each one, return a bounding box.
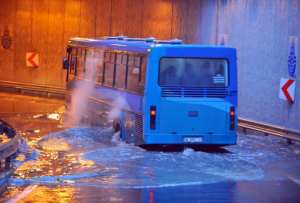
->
[65,38,238,146]
[159,99,228,134]
[143,46,237,145]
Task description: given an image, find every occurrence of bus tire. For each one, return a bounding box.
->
[112,119,121,133]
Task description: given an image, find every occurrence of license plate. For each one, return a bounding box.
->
[184,137,203,143]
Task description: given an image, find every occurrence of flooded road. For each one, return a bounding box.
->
[0,92,300,203]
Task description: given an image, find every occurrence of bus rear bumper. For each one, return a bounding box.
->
[143,133,237,145]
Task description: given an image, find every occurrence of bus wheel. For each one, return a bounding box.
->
[112,119,121,133]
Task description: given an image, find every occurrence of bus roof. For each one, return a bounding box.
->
[68,37,236,54]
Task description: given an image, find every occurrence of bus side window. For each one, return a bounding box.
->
[85,48,100,81]
[115,53,127,89]
[77,48,85,78]
[74,48,78,76]
[102,51,109,84]
[95,49,104,84]
[140,56,147,87]
[69,48,74,73]
[70,48,78,76]
[127,55,143,94]
[104,51,115,87]
[83,49,87,73]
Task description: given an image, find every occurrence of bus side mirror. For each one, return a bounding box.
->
[63,57,69,70]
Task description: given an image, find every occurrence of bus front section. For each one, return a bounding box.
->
[143,46,237,146]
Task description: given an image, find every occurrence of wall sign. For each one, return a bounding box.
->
[279,78,296,104]
[1,27,12,49]
[288,36,298,78]
[26,52,39,67]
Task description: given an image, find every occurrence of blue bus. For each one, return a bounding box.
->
[64,36,237,146]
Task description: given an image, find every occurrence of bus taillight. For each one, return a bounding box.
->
[230,106,235,130]
[150,106,156,129]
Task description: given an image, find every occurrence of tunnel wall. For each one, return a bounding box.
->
[196,0,300,131]
[0,0,199,88]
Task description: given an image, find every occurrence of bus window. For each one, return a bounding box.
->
[76,48,85,78]
[70,48,77,75]
[95,49,104,84]
[159,58,228,87]
[104,52,115,87]
[115,53,127,89]
[134,56,141,67]
[85,49,93,75]
[121,54,128,64]
[140,56,147,84]
[128,55,136,66]
[116,53,122,64]
[84,48,101,82]
[127,55,144,94]
[83,49,87,73]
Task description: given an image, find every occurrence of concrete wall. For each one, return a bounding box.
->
[0,0,199,88]
[197,0,300,131]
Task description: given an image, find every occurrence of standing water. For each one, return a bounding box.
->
[0,70,299,202]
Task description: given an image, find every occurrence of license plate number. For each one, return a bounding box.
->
[184,137,203,143]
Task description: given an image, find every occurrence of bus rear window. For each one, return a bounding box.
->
[159,58,228,87]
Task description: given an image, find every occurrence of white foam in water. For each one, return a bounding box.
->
[183,148,195,156]
[107,95,129,144]
[10,170,108,187]
[111,131,121,144]
[6,185,37,203]
[38,137,70,151]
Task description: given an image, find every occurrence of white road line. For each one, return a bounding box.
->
[6,185,37,203]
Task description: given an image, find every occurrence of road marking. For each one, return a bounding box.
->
[6,185,37,203]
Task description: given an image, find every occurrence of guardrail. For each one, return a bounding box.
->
[0,120,19,172]
[0,80,67,99]
[0,135,19,170]
[0,80,299,144]
[238,118,300,143]
[0,120,19,194]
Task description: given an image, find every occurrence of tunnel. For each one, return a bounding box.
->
[0,0,299,202]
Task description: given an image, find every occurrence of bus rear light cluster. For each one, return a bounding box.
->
[230,106,235,130]
[150,106,156,129]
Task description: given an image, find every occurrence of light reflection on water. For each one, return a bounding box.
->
[0,94,300,202]
[5,185,76,203]
[0,125,299,202]
[9,127,300,188]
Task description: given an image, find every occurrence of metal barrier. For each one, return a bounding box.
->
[238,118,300,143]
[0,80,67,99]
[0,120,19,194]
[0,120,19,172]
[0,136,19,170]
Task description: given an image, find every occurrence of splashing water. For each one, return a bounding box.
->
[38,137,70,151]
[65,51,103,126]
[183,148,195,156]
[107,95,130,143]
[108,95,129,121]
[64,50,130,128]
[111,131,121,144]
